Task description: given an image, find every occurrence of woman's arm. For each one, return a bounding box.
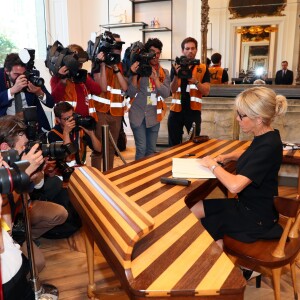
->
[200,155,251,194]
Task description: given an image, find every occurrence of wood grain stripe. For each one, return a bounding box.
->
[131,213,201,277]
[145,231,214,291]
[195,253,235,294]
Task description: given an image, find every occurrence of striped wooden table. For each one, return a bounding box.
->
[69,139,254,299]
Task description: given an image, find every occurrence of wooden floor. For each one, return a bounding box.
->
[38,142,300,300]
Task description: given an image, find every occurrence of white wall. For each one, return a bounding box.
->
[43,0,300,84]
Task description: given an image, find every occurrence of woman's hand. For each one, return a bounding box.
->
[199,155,216,169]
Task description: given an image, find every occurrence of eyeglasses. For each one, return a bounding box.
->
[61,116,72,121]
[237,110,247,121]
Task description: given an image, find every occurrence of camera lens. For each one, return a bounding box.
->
[0,161,30,194]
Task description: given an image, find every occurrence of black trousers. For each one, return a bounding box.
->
[3,255,34,300]
[167,109,201,146]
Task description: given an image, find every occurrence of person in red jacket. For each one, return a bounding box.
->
[50,44,102,169]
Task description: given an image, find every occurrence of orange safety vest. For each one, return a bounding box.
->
[50,128,86,165]
[170,64,206,112]
[92,63,126,116]
[209,65,224,84]
[64,80,98,121]
[129,66,167,122]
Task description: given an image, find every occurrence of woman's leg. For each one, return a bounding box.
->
[190,200,205,219]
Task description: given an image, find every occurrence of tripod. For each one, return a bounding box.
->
[21,192,59,299]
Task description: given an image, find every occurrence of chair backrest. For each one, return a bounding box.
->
[272,196,300,258]
[68,166,155,269]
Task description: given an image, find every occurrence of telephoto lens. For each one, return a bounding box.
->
[0,161,30,194]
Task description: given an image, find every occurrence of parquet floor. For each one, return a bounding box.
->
[37,141,300,300]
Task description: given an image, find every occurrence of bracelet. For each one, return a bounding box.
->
[210,164,219,173]
[113,68,120,74]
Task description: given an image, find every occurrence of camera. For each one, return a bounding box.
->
[1,149,20,165]
[175,56,200,79]
[130,41,156,77]
[87,31,124,65]
[45,40,88,83]
[72,113,96,131]
[25,141,75,161]
[55,160,75,182]
[0,150,31,194]
[23,106,40,142]
[19,49,44,87]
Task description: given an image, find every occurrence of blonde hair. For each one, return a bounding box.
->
[235,86,287,125]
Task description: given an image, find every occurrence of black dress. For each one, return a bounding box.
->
[201,130,283,242]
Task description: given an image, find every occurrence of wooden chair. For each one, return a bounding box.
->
[223,196,300,300]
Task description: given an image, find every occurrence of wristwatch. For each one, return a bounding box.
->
[195,80,199,86]
[210,164,219,173]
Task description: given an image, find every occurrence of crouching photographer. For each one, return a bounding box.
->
[48,102,101,168]
[0,115,69,273]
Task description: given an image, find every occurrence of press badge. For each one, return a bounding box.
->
[147,93,157,105]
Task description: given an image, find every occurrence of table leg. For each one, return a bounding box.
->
[84,223,96,299]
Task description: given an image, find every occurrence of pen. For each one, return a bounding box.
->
[185,153,196,156]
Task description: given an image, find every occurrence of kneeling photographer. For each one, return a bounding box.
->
[48,101,101,167]
[126,38,170,160]
[0,115,68,276]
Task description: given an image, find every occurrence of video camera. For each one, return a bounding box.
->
[45,40,88,83]
[175,56,200,79]
[130,41,156,77]
[19,48,45,88]
[87,31,124,65]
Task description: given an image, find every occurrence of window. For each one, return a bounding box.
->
[0,0,47,67]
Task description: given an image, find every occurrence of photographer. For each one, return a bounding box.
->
[92,33,128,170]
[48,101,101,165]
[0,53,54,132]
[0,115,68,273]
[50,44,102,170]
[168,37,210,146]
[127,38,170,160]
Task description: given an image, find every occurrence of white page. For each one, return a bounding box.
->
[172,158,216,179]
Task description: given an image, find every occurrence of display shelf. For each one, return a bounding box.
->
[101,22,147,29]
[140,27,171,32]
[130,0,170,3]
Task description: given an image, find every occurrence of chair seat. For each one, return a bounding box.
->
[224,235,300,269]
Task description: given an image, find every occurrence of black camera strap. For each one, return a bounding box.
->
[14,92,23,113]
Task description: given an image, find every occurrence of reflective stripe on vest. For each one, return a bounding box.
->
[91,95,111,105]
[107,85,123,95]
[190,96,202,103]
[171,99,181,105]
[89,107,96,114]
[66,101,76,107]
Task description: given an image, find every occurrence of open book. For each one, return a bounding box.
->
[172,158,216,179]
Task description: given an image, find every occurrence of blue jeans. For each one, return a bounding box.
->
[131,119,160,160]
